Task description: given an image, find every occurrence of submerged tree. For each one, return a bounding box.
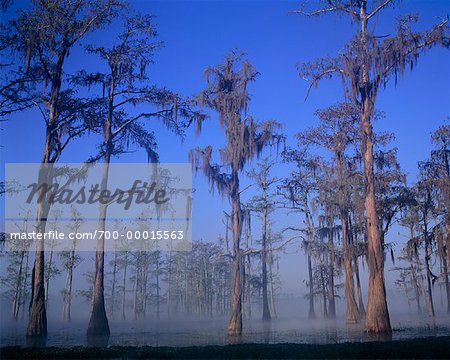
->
[247,158,279,321]
[74,14,202,338]
[395,237,424,315]
[190,52,281,335]
[297,0,449,333]
[411,181,437,317]
[404,124,450,317]
[297,103,360,323]
[60,207,84,321]
[281,150,320,319]
[0,210,33,320]
[44,210,62,308]
[421,124,450,312]
[3,0,122,339]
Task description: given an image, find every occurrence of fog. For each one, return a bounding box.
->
[1,298,449,347]
[1,250,449,347]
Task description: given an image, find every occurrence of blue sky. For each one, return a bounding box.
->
[1,0,450,294]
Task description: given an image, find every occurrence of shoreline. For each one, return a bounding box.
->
[1,335,449,359]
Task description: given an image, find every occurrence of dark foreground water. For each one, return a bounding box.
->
[1,314,449,347]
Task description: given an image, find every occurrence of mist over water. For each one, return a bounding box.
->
[1,295,448,347]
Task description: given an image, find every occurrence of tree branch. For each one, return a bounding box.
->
[367,0,394,20]
[111,109,169,138]
[303,68,344,101]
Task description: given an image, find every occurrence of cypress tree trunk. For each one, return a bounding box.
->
[44,247,54,307]
[86,79,114,338]
[307,245,315,319]
[110,251,118,320]
[156,256,160,319]
[337,150,359,323]
[446,230,450,314]
[443,146,450,313]
[423,212,435,317]
[320,265,328,318]
[13,251,25,320]
[133,255,139,319]
[305,207,315,319]
[267,222,277,319]
[342,212,359,323]
[27,163,54,341]
[354,255,366,318]
[349,213,365,317]
[167,251,172,318]
[27,242,47,341]
[227,172,243,336]
[22,252,30,321]
[122,257,127,320]
[27,55,64,339]
[244,254,252,319]
[357,2,391,333]
[261,182,271,321]
[361,114,391,333]
[63,247,75,321]
[327,216,336,319]
[86,152,111,337]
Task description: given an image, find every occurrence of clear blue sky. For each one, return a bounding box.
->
[1,0,450,293]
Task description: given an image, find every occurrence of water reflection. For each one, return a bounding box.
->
[227,334,244,345]
[262,321,272,343]
[25,335,46,348]
[363,332,393,342]
[1,315,448,348]
[345,323,364,342]
[86,335,110,347]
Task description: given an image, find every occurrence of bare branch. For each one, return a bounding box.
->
[291,0,358,17]
[111,109,170,139]
[291,7,339,17]
[367,0,394,20]
[303,68,344,101]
